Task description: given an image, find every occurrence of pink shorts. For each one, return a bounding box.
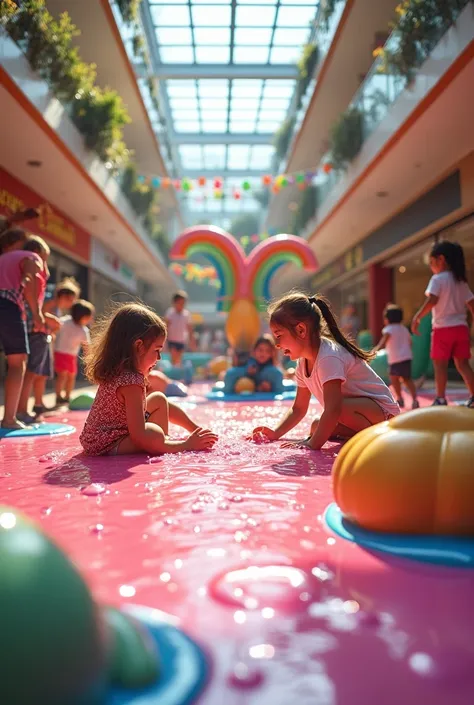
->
[431,325,471,360]
[54,351,77,374]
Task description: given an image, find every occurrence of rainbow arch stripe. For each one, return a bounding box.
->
[247,235,319,310]
[169,226,247,312]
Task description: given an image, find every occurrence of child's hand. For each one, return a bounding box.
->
[411,317,420,335]
[257,380,272,392]
[32,311,45,332]
[248,426,277,443]
[185,427,218,451]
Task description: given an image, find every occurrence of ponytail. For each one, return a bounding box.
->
[309,295,374,362]
[430,240,467,282]
[269,290,374,362]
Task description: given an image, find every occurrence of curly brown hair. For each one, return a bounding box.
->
[84,302,167,383]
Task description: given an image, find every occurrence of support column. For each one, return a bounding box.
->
[369,263,394,341]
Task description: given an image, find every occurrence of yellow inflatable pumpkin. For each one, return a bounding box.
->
[333,407,474,536]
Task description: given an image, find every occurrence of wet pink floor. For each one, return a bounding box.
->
[1,387,474,705]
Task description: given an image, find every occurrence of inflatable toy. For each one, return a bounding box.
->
[332,406,474,535]
[70,392,96,410]
[206,379,297,402]
[0,506,207,705]
[411,313,433,380]
[170,227,318,351]
[234,376,256,394]
[369,349,389,383]
[159,359,193,385]
[357,329,373,351]
[0,422,75,438]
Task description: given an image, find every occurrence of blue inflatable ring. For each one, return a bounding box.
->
[324,503,474,568]
[206,390,296,402]
[110,606,207,705]
[0,423,76,439]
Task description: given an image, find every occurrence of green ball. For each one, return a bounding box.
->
[69,393,95,410]
[0,507,107,705]
[242,180,251,191]
[295,173,305,183]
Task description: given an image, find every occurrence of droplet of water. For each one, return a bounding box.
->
[191,502,204,513]
[89,523,104,534]
[218,501,230,510]
[231,495,243,503]
[408,648,474,684]
[81,483,106,496]
[228,662,264,689]
[210,564,318,612]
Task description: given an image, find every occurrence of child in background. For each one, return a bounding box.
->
[0,235,46,428]
[165,290,195,367]
[412,240,474,407]
[43,277,80,318]
[80,303,217,456]
[17,237,59,424]
[251,292,399,449]
[54,300,95,405]
[224,335,284,394]
[374,304,419,410]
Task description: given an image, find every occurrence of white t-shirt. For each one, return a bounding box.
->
[426,271,474,329]
[165,307,190,343]
[295,338,400,417]
[55,316,90,356]
[382,323,412,364]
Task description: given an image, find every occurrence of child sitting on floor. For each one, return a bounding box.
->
[250,292,399,449]
[80,303,217,456]
[224,335,283,394]
[54,299,95,406]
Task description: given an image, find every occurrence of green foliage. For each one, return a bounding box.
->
[382,0,471,81]
[295,43,319,109]
[3,0,131,169]
[291,186,318,236]
[320,0,343,30]
[229,213,261,238]
[120,165,169,257]
[71,87,130,166]
[132,33,144,56]
[116,0,142,25]
[273,117,296,161]
[329,107,364,169]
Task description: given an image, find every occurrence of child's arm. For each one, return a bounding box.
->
[44,312,61,333]
[21,259,44,330]
[122,385,216,453]
[306,380,342,450]
[373,332,389,353]
[250,386,311,441]
[412,294,438,334]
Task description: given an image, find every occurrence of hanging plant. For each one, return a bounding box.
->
[291,185,318,236]
[115,0,142,25]
[329,107,364,169]
[273,117,296,161]
[320,0,343,31]
[377,0,472,81]
[295,43,319,110]
[132,32,144,57]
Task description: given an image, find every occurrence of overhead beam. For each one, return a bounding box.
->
[153,64,299,80]
[179,169,268,178]
[170,132,274,145]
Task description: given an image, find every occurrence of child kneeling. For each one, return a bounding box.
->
[80,303,217,456]
[224,335,283,394]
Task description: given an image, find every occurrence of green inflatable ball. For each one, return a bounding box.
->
[0,507,160,705]
[357,329,373,351]
[0,506,107,705]
[370,349,390,384]
[69,393,95,410]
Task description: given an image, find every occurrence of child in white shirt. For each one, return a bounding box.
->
[412,240,474,407]
[374,304,418,409]
[250,292,399,450]
[54,300,94,404]
[165,290,195,367]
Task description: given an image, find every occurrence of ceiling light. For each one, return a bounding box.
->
[399,266,406,273]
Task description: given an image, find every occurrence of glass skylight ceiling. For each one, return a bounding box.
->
[143,0,320,221]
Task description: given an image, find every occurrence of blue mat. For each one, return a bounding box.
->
[206,390,296,402]
[0,422,76,439]
[109,607,207,705]
[325,502,474,568]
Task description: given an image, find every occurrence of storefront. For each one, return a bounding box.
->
[0,167,91,297]
[89,237,138,316]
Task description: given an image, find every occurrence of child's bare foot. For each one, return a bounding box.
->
[1,418,27,430]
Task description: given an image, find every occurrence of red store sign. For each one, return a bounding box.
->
[0,167,90,262]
